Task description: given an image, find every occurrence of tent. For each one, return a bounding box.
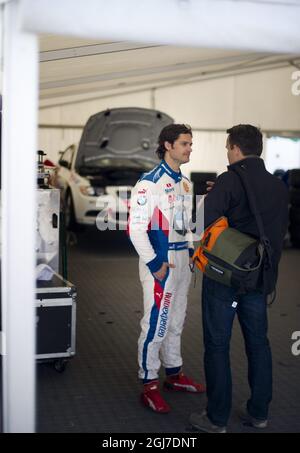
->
[1,0,300,432]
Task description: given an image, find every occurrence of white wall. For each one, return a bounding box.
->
[38,66,300,175]
[233,69,300,131]
[38,128,82,164]
[265,136,300,174]
[184,131,228,177]
[38,91,152,164]
[39,91,152,127]
[155,67,300,131]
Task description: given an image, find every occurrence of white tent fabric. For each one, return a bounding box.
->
[37,34,299,171]
[38,36,299,109]
[22,0,300,53]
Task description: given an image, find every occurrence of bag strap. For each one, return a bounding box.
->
[232,164,276,301]
[231,164,269,247]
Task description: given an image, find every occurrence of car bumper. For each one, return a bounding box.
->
[75,194,129,230]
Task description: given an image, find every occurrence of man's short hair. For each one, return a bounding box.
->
[226,124,263,157]
[156,124,192,160]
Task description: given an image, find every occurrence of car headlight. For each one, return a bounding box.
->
[95,187,106,196]
[79,185,96,196]
[79,185,106,196]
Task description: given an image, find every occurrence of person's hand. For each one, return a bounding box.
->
[206,181,215,192]
[153,262,175,281]
[189,257,195,272]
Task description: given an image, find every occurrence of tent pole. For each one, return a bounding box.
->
[1,0,38,433]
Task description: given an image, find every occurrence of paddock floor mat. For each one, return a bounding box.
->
[6,229,300,433]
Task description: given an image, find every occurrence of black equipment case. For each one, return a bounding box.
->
[36,273,77,372]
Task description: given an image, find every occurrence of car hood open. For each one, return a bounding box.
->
[75,107,174,170]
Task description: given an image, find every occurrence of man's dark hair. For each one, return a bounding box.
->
[156,124,192,160]
[226,124,263,157]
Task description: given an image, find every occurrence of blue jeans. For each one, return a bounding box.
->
[202,275,272,427]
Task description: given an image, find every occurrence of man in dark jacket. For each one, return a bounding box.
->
[189,124,289,433]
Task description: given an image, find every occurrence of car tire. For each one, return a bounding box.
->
[65,190,77,231]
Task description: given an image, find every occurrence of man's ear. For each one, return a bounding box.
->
[164,141,172,151]
[234,145,244,158]
[231,144,239,155]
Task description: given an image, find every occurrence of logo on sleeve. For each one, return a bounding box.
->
[137,188,148,206]
[183,181,190,193]
[137,195,147,206]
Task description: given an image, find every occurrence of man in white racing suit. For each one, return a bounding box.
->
[129,124,205,413]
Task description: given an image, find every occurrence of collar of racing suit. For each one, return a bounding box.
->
[161,160,182,183]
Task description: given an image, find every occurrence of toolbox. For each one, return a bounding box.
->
[36,273,77,372]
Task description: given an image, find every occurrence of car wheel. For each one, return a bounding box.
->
[65,190,77,231]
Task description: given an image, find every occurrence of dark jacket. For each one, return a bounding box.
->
[204,156,289,284]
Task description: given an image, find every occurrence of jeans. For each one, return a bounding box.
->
[202,275,273,427]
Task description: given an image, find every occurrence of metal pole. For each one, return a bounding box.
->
[2,0,38,432]
[150,88,156,110]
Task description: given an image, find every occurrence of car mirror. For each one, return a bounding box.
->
[59,159,70,169]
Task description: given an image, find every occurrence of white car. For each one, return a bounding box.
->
[56,107,173,230]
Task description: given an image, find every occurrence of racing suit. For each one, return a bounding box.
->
[128,159,194,381]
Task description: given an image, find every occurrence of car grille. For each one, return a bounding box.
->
[86,210,101,217]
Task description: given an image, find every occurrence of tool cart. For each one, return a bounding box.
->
[35,151,77,372]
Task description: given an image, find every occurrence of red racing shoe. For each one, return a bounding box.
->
[141,380,170,413]
[163,372,206,393]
